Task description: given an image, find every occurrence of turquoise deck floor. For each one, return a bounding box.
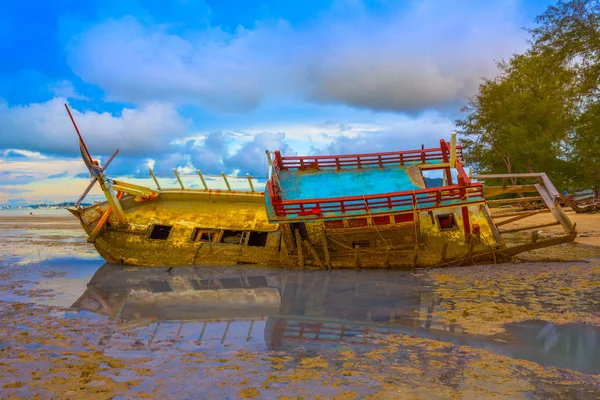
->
[278,165,421,201]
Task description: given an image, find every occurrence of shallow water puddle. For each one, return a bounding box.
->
[0,257,103,306]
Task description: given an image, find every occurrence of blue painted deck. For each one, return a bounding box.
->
[278,165,421,201]
[265,164,485,223]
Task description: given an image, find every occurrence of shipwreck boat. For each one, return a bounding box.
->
[64,104,577,268]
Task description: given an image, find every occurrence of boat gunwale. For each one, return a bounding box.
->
[75,186,267,211]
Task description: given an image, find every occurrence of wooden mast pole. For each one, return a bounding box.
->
[64,103,126,225]
[65,104,93,162]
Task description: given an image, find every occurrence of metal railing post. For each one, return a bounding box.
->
[221,172,232,191]
[196,170,208,190]
[149,168,161,190]
[246,173,255,192]
[450,131,457,168]
[173,169,185,189]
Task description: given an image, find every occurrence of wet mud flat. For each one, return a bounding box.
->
[0,212,99,265]
[1,212,600,398]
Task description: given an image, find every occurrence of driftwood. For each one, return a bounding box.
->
[560,194,600,213]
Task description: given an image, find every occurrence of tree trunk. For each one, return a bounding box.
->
[503,155,518,186]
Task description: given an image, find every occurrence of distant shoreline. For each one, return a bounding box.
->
[0,208,73,217]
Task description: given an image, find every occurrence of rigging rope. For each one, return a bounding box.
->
[362,195,391,248]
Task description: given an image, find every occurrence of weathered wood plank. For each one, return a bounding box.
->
[502,231,577,256]
[321,232,331,269]
[487,196,543,205]
[295,229,304,269]
[491,209,551,219]
[302,240,326,269]
[500,221,560,233]
[483,185,538,198]
[535,183,574,234]
[495,211,544,226]
[88,191,124,243]
[473,173,543,179]
[541,173,560,198]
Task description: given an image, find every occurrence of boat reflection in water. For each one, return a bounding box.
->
[73,264,600,374]
[73,264,429,349]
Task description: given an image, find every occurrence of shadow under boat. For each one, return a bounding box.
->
[73,263,600,374]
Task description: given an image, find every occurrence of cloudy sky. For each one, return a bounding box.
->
[0,0,552,205]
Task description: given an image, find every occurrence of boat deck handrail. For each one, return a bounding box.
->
[273,144,464,172]
[267,180,484,219]
[266,138,479,220]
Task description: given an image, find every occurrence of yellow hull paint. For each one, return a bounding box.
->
[72,190,511,268]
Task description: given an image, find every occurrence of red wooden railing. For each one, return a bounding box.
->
[267,181,484,218]
[267,139,475,219]
[273,144,463,172]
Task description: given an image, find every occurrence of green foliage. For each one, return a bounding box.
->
[458,0,600,194]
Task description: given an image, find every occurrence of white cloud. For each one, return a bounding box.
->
[48,80,85,100]
[1,149,48,159]
[0,97,190,156]
[66,0,529,113]
[225,132,293,177]
[314,111,456,155]
[0,157,89,180]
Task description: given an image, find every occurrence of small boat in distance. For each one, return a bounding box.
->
[64,104,577,268]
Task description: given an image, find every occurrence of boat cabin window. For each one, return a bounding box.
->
[221,230,243,244]
[352,240,371,248]
[149,225,172,240]
[191,228,219,242]
[247,232,269,247]
[436,214,458,231]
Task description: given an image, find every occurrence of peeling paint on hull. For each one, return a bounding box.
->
[71,191,512,268]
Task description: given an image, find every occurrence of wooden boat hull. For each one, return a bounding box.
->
[71,190,284,267]
[71,190,516,268]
